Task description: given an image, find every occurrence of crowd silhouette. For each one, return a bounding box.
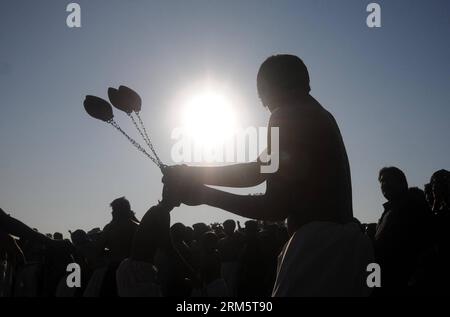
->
[1,55,449,297]
[0,167,449,297]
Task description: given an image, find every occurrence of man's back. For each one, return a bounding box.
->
[102,219,139,264]
[267,95,353,234]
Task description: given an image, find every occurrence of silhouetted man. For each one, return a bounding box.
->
[95,197,139,296]
[374,167,430,295]
[116,186,196,297]
[429,169,450,291]
[97,197,139,265]
[164,54,373,296]
[217,220,242,296]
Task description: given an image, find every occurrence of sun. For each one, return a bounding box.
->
[181,90,237,147]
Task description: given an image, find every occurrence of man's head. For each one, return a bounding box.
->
[257,54,310,111]
[53,232,63,240]
[170,222,186,242]
[110,196,133,221]
[223,219,236,236]
[244,220,259,236]
[193,222,210,240]
[430,169,450,203]
[378,167,409,201]
[70,229,90,246]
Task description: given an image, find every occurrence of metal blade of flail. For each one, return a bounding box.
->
[84,90,165,173]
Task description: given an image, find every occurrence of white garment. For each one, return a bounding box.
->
[116,258,161,297]
[272,222,374,297]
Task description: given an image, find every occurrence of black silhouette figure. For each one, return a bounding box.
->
[374,167,431,295]
[163,54,373,296]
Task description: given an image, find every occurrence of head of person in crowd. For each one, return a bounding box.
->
[430,169,450,209]
[70,229,91,246]
[193,223,210,241]
[53,232,63,240]
[223,219,236,237]
[170,223,186,243]
[87,227,102,241]
[378,166,408,202]
[244,220,259,237]
[110,196,136,223]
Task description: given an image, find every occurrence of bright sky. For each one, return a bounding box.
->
[0,0,449,235]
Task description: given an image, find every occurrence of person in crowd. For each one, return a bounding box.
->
[96,197,139,264]
[115,186,196,297]
[429,169,450,291]
[374,167,431,295]
[217,219,243,296]
[424,183,434,210]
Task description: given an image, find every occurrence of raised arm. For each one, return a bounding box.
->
[0,208,52,244]
[130,202,171,263]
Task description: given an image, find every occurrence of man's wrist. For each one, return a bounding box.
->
[157,200,176,212]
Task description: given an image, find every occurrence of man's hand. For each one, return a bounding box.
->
[163,177,206,207]
[162,164,192,185]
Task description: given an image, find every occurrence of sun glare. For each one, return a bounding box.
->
[181,91,237,147]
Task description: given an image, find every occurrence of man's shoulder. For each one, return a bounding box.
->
[270,97,330,127]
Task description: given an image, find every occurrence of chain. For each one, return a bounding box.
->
[135,112,163,167]
[108,119,162,170]
[127,112,152,149]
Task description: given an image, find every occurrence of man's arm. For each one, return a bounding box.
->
[0,208,52,244]
[0,230,26,264]
[130,200,198,282]
[168,107,313,223]
[164,161,267,188]
[174,183,289,222]
[130,202,171,263]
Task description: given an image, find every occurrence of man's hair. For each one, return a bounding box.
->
[378,166,408,187]
[110,196,131,211]
[223,219,236,233]
[257,54,310,104]
[430,169,450,186]
[110,196,134,221]
[223,219,235,228]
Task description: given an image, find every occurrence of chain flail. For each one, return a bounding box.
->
[108,119,162,170]
[135,112,163,167]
